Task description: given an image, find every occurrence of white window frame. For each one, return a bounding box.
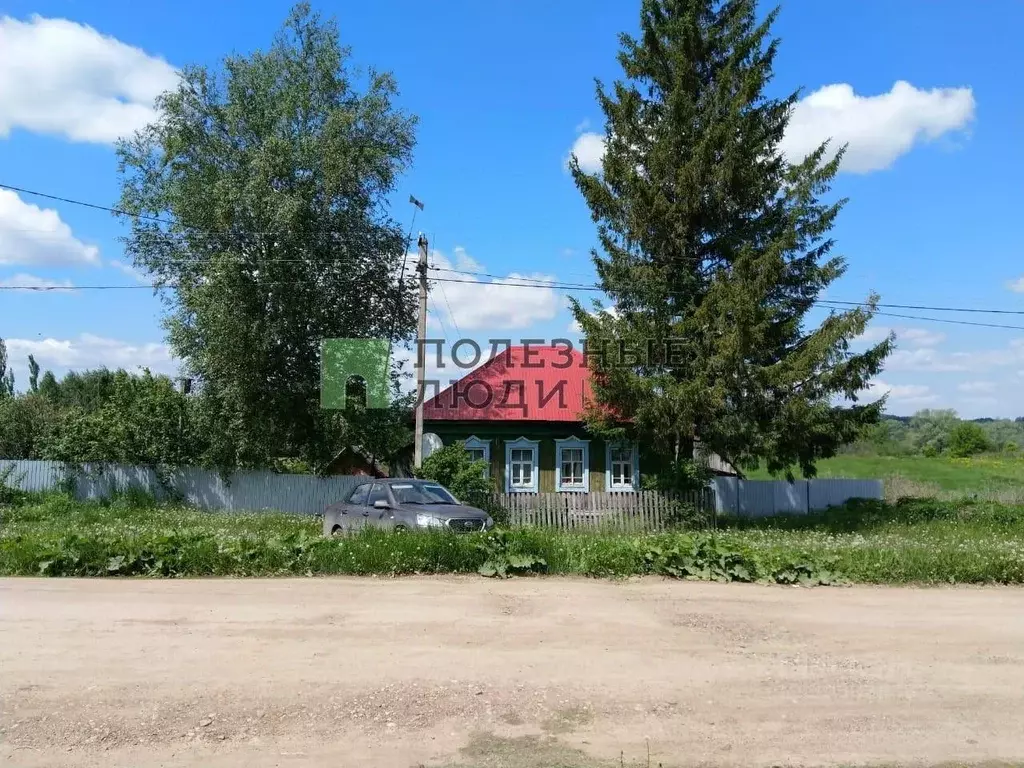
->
[605,442,640,491]
[463,436,490,478]
[505,437,540,493]
[555,436,590,493]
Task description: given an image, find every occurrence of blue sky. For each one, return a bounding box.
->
[1,0,1023,417]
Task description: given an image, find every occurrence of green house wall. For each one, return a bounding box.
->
[428,421,619,493]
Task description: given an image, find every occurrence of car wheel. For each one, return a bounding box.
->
[393,524,407,533]
[330,525,345,537]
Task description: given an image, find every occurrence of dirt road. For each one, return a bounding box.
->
[2,578,1024,767]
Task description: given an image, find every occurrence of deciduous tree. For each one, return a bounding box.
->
[117,3,417,471]
[27,355,39,393]
[0,339,14,398]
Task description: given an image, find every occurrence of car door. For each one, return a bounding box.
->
[364,483,394,530]
[340,483,371,532]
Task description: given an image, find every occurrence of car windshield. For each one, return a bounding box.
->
[390,483,457,505]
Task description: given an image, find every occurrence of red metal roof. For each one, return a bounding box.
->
[423,346,593,422]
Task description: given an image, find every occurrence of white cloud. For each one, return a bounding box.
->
[567,132,606,174]
[0,273,74,291]
[961,395,999,411]
[0,15,178,144]
[427,248,561,331]
[5,334,175,376]
[857,326,945,348]
[863,378,938,405]
[0,189,100,266]
[958,380,996,394]
[1008,277,1024,293]
[108,259,149,283]
[854,326,892,345]
[887,338,1024,373]
[887,347,968,372]
[780,81,975,173]
[567,81,974,175]
[898,328,946,347]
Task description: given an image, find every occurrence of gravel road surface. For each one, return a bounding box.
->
[2,577,1024,767]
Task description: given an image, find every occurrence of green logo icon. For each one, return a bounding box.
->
[321,338,391,409]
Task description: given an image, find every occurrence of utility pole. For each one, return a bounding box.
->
[414,233,429,469]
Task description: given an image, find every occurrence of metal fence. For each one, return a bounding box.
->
[1,459,882,523]
[0,459,363,516]
[710,477,883,517]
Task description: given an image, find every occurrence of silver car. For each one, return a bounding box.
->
[322,478,494,536]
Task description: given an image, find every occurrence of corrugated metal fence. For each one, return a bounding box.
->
[710,477,883,517]
[0,459,362,516]
[1,459,881,521]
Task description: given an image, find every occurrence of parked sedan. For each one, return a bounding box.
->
[322,478,494,536]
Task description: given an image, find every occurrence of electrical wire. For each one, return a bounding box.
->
[0,182,389,239]
[432,251,462,339]
[816,303,1024,332]
[427,303,451,346]
[7,182,1024,328]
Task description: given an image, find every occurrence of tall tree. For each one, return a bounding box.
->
[37,371,60,402]
[569,0,891,478]
[0,339,14,398]
[117,3,417,470]
[27,355,40,393]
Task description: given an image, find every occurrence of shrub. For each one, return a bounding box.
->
[948,422,990,458]
[921,443,939,458]
[416,443,503,521]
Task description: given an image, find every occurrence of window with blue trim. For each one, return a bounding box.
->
[606,442,638,490]
[555,437,590,492]
[463,436,490,478]
[505,438,539,493]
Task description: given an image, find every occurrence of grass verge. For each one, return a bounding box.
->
[3,494,1024,584]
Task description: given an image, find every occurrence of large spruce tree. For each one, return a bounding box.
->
[569,0,891,478]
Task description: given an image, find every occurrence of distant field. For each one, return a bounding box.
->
[748,454,1024,501]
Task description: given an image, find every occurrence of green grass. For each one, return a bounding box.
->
[3,493,1024,584]
[747,453,1024,502]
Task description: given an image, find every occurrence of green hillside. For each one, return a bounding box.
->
[749,454,1024,502]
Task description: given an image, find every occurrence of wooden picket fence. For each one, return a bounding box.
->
[493,489,715,531]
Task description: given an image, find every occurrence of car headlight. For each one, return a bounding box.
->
[415,513,446,528]
[484,516,495,529]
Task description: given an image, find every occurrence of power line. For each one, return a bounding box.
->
[5,179,1024,326]
[430,273,603,292]
[9,180,1024,318]
[0,284,154,291]
[427,303,452,345]
[0,182,174,226]
[817,303,1024,332]
[431,251,462,339]
[820,299,1024,316]
[0,182,402,240]
[7,273,1024,328]
[431,266,1024,317]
